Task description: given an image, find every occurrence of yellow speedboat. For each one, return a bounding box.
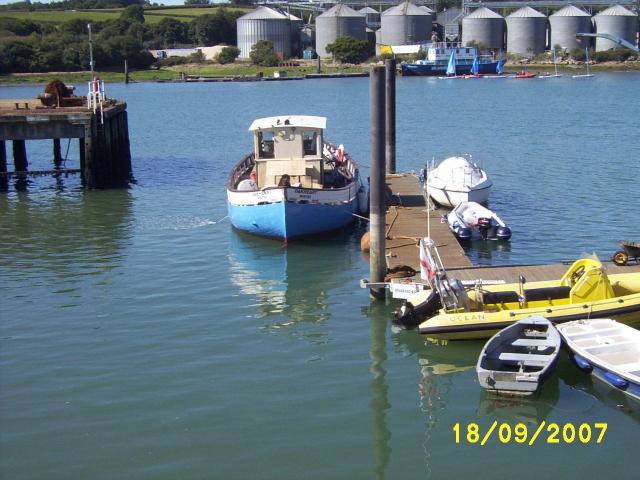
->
[394,258,640,340]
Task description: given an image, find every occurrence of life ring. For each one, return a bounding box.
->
[92,76,100,93]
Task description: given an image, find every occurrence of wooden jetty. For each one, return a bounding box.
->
[0,88,132,190]
[383,173,640,284]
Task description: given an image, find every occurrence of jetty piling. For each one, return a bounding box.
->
[0,96,132,189]
[369,66,386,300]
[385,59,396,175]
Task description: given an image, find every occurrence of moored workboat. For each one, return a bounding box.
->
[477,316,561,395]
[226,115,367,240]
[401,43,501,77]
[557,319,640,401]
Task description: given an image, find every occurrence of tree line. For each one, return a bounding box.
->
[0,5,243,74]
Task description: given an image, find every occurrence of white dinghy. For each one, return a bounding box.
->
[423,156,492,208]
[556,319,640,401]
[445,201,512,241]
[477,316,561,396]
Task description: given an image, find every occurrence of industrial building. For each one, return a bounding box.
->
[234,2,639,61]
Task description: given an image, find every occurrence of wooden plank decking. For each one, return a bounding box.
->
[384,173,640,284]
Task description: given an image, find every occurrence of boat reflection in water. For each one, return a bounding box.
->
[557,353,640,415]
[476,375,560,424]
[458,236,512,265]
[228,229,361,340]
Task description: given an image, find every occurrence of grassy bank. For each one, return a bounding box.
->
[0,6,247,25]
[1,60,638,86]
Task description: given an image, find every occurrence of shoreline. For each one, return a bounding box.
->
[1,60,639,86]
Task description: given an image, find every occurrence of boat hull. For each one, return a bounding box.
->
[418,292,640,340]
[557,320,640,402]
[427,184,492,208]
[227,187,358,240]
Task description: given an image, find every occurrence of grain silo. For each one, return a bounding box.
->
[593,5,639,51]
[419,5,436,36]
[237,7,300,59]
[506,7,547,56]
[462,7,505,50]
[380,1,432,46]
[315,5,366,58]
[549,5,592,51]
[359,6,381,30]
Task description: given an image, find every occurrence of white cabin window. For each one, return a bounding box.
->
[258,131,275,159]
[302,130,317,156]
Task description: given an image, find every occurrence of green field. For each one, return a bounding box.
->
[0,6,248,25]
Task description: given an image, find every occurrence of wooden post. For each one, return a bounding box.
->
[12,140,27,172]
[316,56,321,74]
[369,66,386,300]
[385,59,396,174]
[53,138,62,168]
[121,111,132,181]
[0,140,7,190]
[78,137,86,186]
[124,59,129,84]
[83,122,94,188]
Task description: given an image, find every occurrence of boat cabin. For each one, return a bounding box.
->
[249,115,326,189]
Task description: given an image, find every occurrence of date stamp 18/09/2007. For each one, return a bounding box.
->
[453,421,608,446]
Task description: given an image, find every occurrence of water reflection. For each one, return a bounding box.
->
[0,189,133,286]
[364,302,392,480]
[557,354,640,419]
[392,332,480,478]
[460,238,512,265]
[476,376,560,424]
[228,229,361,339]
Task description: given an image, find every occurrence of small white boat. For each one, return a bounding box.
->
[444,201,512,241]
[477,316,561,396]
[423,156,492,208]
[556,319,640,401]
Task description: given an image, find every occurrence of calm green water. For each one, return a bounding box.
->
[1,74,639,479]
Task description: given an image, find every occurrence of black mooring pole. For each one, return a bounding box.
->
[369,66,386,300]
[385,59,396,174]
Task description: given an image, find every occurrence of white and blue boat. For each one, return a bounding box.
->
[401,43,501,77]
[227,115,367,240]
[557,319,640,401]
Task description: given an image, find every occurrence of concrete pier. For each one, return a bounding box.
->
[0,98,132,189]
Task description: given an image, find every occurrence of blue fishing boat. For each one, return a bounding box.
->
[226,115,367,240]
[401,43,501,77]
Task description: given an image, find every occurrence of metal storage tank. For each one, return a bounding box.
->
[288,13,304,58]
[462,7,505,50]
[380,1,432,46]
[315,4,366,58]
[237,7,300,59]
[419,6,436,36]
[359,6,380,30]
[593,5,639,51]
[506,7,547,56]
[549,5,592,51]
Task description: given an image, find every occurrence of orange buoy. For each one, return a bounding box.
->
[360,231,370,252]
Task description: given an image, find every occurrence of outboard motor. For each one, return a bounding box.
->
[393,290,443,330]
[477,217,491,240]
[496,226,512,241]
